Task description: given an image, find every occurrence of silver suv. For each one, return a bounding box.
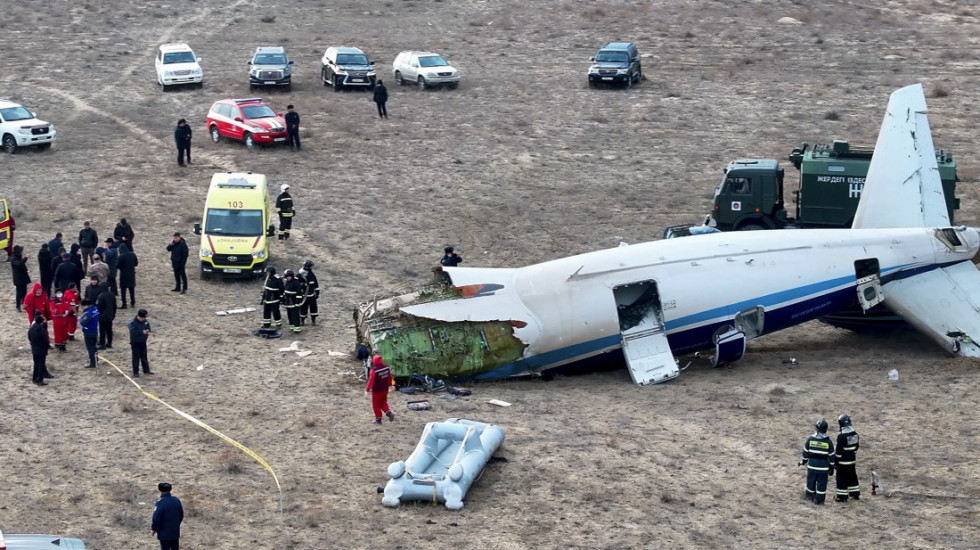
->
[248,46,293,89]
[392,51,460,90]
[320,46,376,91]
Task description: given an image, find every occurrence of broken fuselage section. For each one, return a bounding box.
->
[355,285,528,379]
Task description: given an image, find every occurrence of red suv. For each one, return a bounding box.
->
[206,98,287,149]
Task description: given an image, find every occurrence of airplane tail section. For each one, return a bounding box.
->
[853,83,949,229]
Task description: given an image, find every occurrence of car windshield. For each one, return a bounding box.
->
[337,54,369,65]
[254,54,287,65]
[240,104,277,119]
[0,106,34,121]
[205,209,264,236]
[595,51,629,63]
[163,51,197,64]
[418,56,448,68]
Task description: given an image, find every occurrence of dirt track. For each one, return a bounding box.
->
[1,1,979,548]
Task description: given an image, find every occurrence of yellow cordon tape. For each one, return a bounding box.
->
[97,354,283,516]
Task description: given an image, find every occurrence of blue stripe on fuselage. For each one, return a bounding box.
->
[471,260,957,381]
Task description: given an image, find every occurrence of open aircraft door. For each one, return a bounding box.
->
[0,199,11,253]
[614,281,679,386]
[855,258,884,311]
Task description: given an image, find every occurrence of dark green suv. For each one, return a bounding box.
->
[588,42,641,88]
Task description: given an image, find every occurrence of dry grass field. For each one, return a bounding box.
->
[1,1,978,548]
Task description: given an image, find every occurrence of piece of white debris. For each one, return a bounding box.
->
[327,350,346,357]
[487,399,512,407]
[196,365,204,371]
[216,307,256,316]
[279,341,301,352]
[296,350,313,358]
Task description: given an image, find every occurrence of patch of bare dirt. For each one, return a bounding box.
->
[1,1,978,548]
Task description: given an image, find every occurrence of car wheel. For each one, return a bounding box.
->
[321,69,328,87]
[737,223,765,231]
[244,132,254,149]
[625,74,632,89]
[210,126,221,143]
[37,143,51,151]
[448,82,459,90]
[417,76,427,90]
[2,134,18,154]
[160,80,169,92]
[332,75,342,92]
[636,65,643,81]
[249,83,256,91]
[395,71,404,86]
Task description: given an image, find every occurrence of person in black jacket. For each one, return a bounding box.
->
[298,259,319,326]
[114,218,135,251]
[284,104,301,151]
[166,232,188,294]
[116,244,138,309]
[151,482,183,550]
[37,243,53,297]
[373,80,388,119]
[834,414,861,502]
[78,221,98,272]
[69,243,84,289]
[129,308,152,376]
[174,119,192,166]
[28,314,52,386]
[53,251,74,292]
[10,245,30,311]
[103,238,119,295]
[96,285,116,350]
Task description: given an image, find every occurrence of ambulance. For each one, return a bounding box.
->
[0,199,13,257]
[193,172,274,278]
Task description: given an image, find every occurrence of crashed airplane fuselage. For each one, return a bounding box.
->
[355,84,980,385]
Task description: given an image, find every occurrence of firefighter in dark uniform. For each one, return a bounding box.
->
[282,269,304,333]
[275,184,294,241]
[261,265,283,328]
[834,414,861,502]
[799,418,835,504]
[298,259,319,326]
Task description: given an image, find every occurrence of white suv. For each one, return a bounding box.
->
[155,43,203,91]
[0,99,57,153]
[392,51,460,90]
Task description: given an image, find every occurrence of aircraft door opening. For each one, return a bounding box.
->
[613,281,679,386]
[854,258,884,311]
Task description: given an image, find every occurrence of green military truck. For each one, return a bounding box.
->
[700,139,959,231]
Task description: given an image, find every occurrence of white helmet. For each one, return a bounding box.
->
[281,184,290,192]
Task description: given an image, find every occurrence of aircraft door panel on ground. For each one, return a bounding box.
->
[614,281,679,385]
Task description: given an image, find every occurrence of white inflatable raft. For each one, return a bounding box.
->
[382,418,505,510]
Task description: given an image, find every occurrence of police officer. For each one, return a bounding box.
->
[834,414,861,502]
[799,418,835,504]
[261,266,283,328]
[298,260,319,326]
[282,269,304,333]
[275,184,294,241]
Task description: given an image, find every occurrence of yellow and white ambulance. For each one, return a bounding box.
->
[193,172,274,278]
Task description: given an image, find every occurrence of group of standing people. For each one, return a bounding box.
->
[10,218,160,384]
[800,414,861,504]
[260,260,320,333]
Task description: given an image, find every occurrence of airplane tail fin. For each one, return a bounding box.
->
[852,83,949,229]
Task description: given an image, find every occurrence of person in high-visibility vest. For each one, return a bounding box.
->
[799,418,835,504]
[834,414,861,502]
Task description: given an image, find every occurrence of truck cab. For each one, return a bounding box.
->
[705,140,959,232]
[193,172,275,279]
[710,159,785,230]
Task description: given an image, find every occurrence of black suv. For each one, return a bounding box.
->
[588,42,641,88]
